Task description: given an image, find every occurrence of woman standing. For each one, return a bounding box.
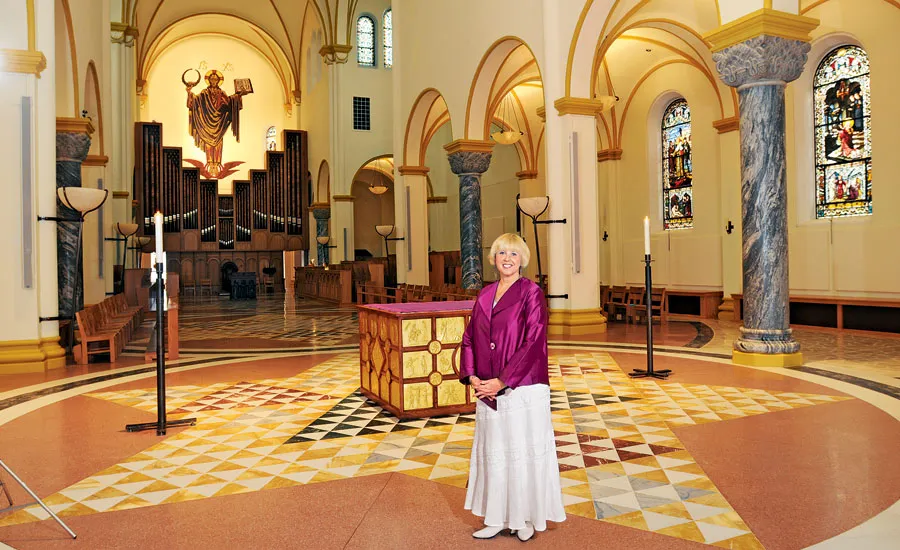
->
[459,233,566,542]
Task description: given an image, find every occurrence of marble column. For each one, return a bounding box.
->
[712,36,810,361]
[312,206,331,265]
[56,130,92,318]
[447,151,492,289]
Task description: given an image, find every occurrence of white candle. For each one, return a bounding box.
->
[643,216,651,256]
[154,211,164,260]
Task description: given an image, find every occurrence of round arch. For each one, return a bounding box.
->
[84,60,104,155]
[464,36,543,141]
[316,159,330,203]
[403,88,451,168]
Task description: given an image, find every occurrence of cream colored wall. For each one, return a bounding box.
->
[54,0,114,305]
[143,35,292,195]
[480,140,521,282]
[351,174,395,257]
[329,0,394,263]
[607,62,725,290]
[783,0,900,298]
[423,123,458,252]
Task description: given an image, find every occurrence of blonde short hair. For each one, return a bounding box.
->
[489,233,531,268]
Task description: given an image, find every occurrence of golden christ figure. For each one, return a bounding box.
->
[183,69,249,178]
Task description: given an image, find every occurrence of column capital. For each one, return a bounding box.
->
[443,139,494,156]
[712,35,811,88]
[310,204,331,220]
[55,124,93,163]
[446,150,492,176]
[704,9,818,53]
[515,170,539,180]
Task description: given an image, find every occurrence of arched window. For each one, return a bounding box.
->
[383,9,392,68]
[357,15,375,67]
[814,45,871,218]
[266,126,277,151]
[662,99,693,230]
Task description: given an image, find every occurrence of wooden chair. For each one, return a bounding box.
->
[181,275,196,296]
[605,286,629,321]
[628,288,666,324]
[198,278,213,296]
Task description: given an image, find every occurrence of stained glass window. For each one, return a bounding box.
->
[266,126,276,151]
[357,15,375,67]
[383,9,392,68]
[662,99,693,230]
[814,45,872,218]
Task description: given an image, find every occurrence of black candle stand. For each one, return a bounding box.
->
[628,254,672,380]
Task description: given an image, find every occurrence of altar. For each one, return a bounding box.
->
[358,301,476,419]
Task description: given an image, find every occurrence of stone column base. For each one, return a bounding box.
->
[548,308,607,336]
[0,337,66,374]
[732,350,803,368]
[717,297,735,321]
[734,326,800,354]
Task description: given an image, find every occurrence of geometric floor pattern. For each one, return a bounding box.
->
[0,352,852,547]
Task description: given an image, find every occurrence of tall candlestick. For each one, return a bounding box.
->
[154,211,164,259]
[643,216,651,256]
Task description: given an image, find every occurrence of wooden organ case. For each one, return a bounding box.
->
[134,122,310,291]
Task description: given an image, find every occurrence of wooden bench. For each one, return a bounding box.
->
[732,293,900,334]
[664,290,723,319]
[74,294,144,364]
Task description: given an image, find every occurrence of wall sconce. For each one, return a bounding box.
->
[516,194,568,292]
[316,235,336,265]
[375,224,405,257]
[725,220,734,235]
[37,187,109,354]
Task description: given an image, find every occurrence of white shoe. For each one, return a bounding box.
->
[516,522,534,542]
[473,525,505,539]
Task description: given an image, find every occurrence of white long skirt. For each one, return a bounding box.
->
[465,384,567,531]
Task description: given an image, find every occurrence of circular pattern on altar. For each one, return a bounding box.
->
[428,340,442,355]
[428,371,443,386]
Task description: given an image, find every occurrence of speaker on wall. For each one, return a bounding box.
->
[569,131,581,274]
[21,97,33,289]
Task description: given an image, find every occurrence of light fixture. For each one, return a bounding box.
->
[133,236,151,268]
[516,194,566,293]
[375,224,404,257]
[48,187,109,356]
[316,235,336,265]
[491,92,524,145]
[113,222,138,293]
[368,158,389,195]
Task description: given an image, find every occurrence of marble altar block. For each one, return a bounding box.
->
[358,301,476,419]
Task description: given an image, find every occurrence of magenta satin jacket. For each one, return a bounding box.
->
[458,277,550,409]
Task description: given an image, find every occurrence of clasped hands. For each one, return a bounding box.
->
[470,376,504,400]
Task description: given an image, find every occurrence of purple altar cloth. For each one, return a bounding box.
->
[360,301,475,315]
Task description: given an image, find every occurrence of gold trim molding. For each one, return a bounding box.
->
[0,337,65,373]
[713,116,740,134]
[112,191,130,199]
[332,195,355,202]
[536,106,546,121]
[0,49,47,75]
[704,9,819,52]
[57,117,95,135]
[516,170,539,180]
[398,165,431,176]
[597,149,623,163]
[553,96,610,117]
[443,139,494,155]
[309,202,331,211]
[319,44,353,65]
[548,308,607,335]
[84,155,109,167]
[427,196,448,204]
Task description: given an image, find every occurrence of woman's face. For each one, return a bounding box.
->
[494,248,521,278]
